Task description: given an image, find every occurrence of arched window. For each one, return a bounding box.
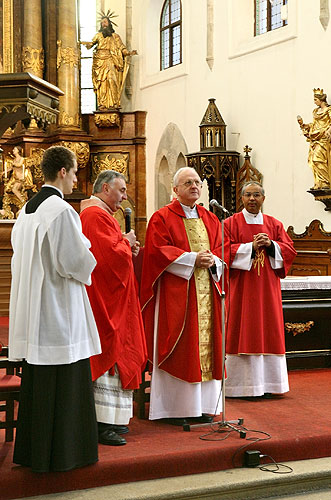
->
[160,0,182,70]
[78,0,97,114]
[255,0,288,36]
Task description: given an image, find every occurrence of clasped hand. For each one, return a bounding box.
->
[253,232,271,251]
[123,230,140,256]
[195,250,215,268]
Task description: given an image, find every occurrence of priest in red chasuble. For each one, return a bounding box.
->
[224,181,297,398]
[140,167,227,425]
[80,170,147,445]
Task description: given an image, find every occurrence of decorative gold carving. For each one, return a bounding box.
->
[0,104,21,115]
[57,41,79,69]
[25,148,45,185]
[91,153,129,183]
[94,112,121,128]
[3,0,14,73]
[58,110,80,127]
[22,46,45,76]
[26,102,57,126]
[55,142,90,169]
[285,321,314,336]
[0,148,44,220]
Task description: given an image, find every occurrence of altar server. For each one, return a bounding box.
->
[9,146,101,472]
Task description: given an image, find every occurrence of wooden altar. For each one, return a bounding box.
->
[282,276,331,370]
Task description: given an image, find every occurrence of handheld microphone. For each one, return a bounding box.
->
[124,207,132,233]
[209,199,229,215]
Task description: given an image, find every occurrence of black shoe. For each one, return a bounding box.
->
[262,393,273,399]
[98,429,127,446]
[97,422,129,435]
[106,424,129,435]
[166,418,188,426]
[189,413,214,423]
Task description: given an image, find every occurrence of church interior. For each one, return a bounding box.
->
[0,0,331,498]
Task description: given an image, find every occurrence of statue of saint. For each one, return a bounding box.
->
[297,88,331,190]
[0,146,37,219]
[81,11,137,110]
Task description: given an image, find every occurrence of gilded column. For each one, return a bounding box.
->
[57,0,80,129]
[2,0,14,73]
[22,0,44,78]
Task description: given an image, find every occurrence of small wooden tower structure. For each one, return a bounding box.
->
[186,98,240,213]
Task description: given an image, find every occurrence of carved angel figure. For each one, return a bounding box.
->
[0,146,39,219]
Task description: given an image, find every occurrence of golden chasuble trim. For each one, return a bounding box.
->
[183,218,213,382]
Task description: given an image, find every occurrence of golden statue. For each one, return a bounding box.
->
[297,88,331,190]
[0,146,37,219]
[81,11,137,110]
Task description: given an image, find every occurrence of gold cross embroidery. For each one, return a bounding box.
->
[253,249,265,276]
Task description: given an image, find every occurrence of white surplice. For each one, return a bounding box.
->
[9,194,101,365]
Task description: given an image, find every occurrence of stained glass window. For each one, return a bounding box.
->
[161,0,182,70]
[255,0,288,36]
[79,0,97,113]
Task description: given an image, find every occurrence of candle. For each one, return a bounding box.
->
[4,161,7,179]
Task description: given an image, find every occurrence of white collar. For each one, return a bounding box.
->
[242,208,263,224]
[180,203,198,219]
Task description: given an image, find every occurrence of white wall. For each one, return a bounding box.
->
[128,0,331,232]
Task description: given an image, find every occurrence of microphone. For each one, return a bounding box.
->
[210,199,229,214]
[124,207,132,233]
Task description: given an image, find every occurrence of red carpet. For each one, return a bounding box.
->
[0,368,330,500]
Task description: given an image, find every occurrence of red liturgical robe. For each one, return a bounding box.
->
[80,202,147,390]
[140,199,228,383]
[224,212,297,355]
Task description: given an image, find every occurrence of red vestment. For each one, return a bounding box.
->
[224,212,297,355]
[80,201,147,390]
[140,199,228,383]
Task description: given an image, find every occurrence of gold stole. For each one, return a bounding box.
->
[183,218,213,382]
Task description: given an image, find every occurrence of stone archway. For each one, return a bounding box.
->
[155,123,188,210]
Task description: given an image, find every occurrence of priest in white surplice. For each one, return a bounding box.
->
[224,181,297,398]
[140,167,227,425]
[9,146,101,472]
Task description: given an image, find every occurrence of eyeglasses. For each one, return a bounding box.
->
[178,180,203,188]
[243,192,262,198]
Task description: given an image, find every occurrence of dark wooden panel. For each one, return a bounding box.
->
[283,287,331,370]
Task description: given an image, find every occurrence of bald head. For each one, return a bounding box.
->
[173,167,202,208]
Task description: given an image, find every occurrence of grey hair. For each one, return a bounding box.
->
[241,181,265,196]
[92,170,125,194]
[173,167,200,187]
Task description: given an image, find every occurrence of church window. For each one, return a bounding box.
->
[255,0,288,36]
[79,0,97,113]
[160,0,182,70]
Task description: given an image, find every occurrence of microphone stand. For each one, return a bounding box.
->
[183,205,245,439]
